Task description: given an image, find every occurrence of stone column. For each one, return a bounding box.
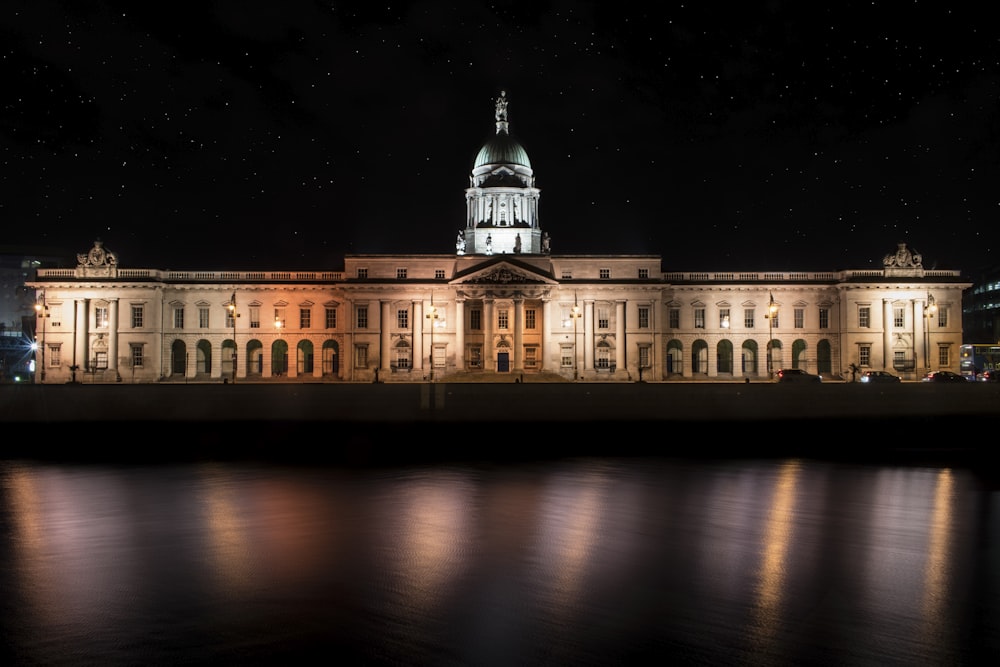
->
[542,298,552,372]
[615,300,626,373]
[75,299,88,373]
[381,301,392,373]
[454,298,465,371]
[108,298,119,375]
[513,297,523,372]
[484,298,494,371]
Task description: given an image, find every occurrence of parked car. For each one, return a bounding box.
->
[980,369,1000,382]
[860,370,901,383]
[921,370,968,383]
[776,368,822,383]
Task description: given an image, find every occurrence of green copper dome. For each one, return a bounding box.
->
[474,130,531,169]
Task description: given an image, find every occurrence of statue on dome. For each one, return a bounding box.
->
[542,232,551,254]
[495,90,508,123]
[514,234,522,254]
[456,230,466,254]
[485,234,493,255]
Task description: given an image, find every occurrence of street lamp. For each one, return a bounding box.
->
[563,296,582,380]
[764,293,778,378]
[34,291,47,383]
[227,292,238,384]
[925,293,937,372]
[426,299,445,381]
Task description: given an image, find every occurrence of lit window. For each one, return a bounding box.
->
[131,305,144,328]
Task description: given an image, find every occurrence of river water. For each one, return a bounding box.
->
[2,455,997,665]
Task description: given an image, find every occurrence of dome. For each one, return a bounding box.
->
[474,130,531,169]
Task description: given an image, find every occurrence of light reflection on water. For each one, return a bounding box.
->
[1,458,996,665]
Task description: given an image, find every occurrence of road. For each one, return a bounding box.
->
[3,381,996,464]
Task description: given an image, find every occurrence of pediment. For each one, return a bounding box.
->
[451,258,557,286]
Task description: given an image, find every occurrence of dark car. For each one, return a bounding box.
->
[980,369,1000,382]
[860,370,901,384]
[921,370,968,383]
[776,368,822,383]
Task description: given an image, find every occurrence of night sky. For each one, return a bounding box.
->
[3,2,999,273]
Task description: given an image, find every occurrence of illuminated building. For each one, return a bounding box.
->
[27,93,970,383]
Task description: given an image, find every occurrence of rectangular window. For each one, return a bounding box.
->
[435,269,445,279]
[638,307,649,329]
[300,308,311,329]
[274,308,286,328]
[524,346,538,368]
[639,345,650,368]
[859,306,870,328]
[469,346,482,368]
[225,309,236,329]
[596,347,610,368]
[525,308,536,330]
[694,308,705,329]
[48,345,61,367]
[598,307,609,330]
[396,268,407,279]
[94,351,107,370]
[130,344,144,367]
[498,308,509,330]
[561,345,573,368]
[95,306,108,329]
[938,346,949,367]
[794,308,804,329]
[354,345,368,368]
[356,306,368,329]
[669,308,680,329]
[173,307,184,329]
[893,306,904,329]
[937,307,948,327]
[719,308,730,329]
[895,350,906,367]
[859,345,871,367]
[470,309,482,331]
[357,268,368,279]
[325,307,337,329]
[397,309,409,329]
[819,307,830,329]
[599,268,611,279]
[250,306,261,329]
[561,271,572,280]
[199,307,209,329]
[131,305,144,329]
[744,308,755,329]
[638,268,649,279]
